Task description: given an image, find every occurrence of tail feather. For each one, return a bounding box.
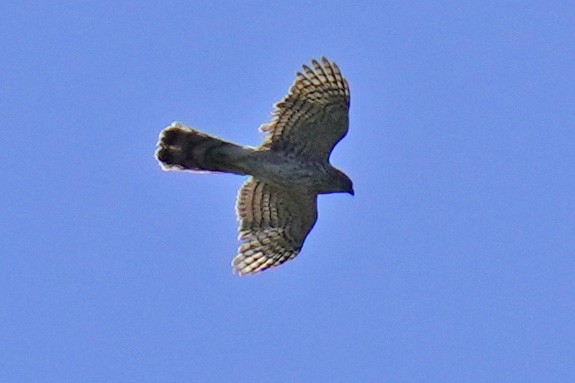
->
[155,122,252,174]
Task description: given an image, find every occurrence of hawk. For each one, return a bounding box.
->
[155,57,353,275]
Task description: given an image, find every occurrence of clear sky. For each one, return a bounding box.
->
[2,1,574,382]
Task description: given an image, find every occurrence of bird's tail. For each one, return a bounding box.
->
[155,122,253,174]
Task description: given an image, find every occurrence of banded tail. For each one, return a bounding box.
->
[155,122,254,174]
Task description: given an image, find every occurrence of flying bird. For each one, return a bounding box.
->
[155,57,353,275]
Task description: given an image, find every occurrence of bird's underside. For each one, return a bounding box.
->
[155,57,352,275]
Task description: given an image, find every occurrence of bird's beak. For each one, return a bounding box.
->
[349,189,355,196]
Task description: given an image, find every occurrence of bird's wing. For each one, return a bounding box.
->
[233,178,318,275]
[259,57,350,161]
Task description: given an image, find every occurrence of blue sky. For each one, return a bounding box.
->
[2,1,574,381]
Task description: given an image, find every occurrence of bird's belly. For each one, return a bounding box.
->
[243,153,325,191]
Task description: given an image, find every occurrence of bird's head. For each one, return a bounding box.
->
[331,168,354,196]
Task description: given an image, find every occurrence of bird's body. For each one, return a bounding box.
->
[159,128,348,194]
[156,57,353,275]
